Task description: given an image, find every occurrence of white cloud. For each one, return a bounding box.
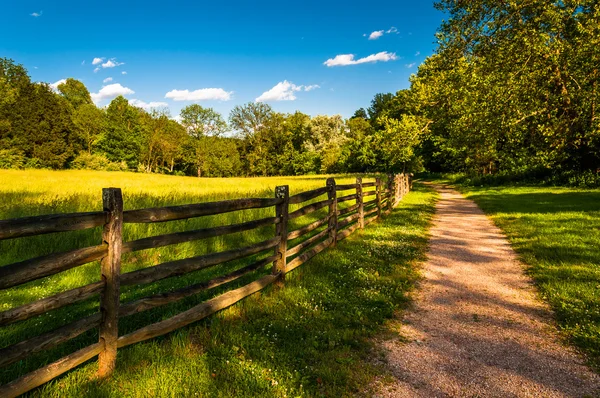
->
[165,88,232,101]
[49,79,66,91]
[121,71,127,75]
[368,30,384,40]
[30,11,42,17]
[255,81,319,102]
[323,51,398,67]
[101,59,124,68]
[90,83,134,104]
[415,51,421,56]
[92,57,104,65]
[81,60,85,65]
[386,27,398,34]
[103,77,113,83]
[406,63,416,69]
[130,99,169,109]
[94,67,100,73]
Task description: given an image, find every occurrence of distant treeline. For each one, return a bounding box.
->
[2,1,599,183]
[0,58,417,177]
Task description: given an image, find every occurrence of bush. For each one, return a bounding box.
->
[0,149,26,169]
[70,153,129,171]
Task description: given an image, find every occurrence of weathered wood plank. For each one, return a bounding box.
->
[0,212,106,241]
[286,227,330,258]
[288,198,330,220]
[288,186,330,205]
[337,213,359,229]
[119,254,279,318]
[117,274,279,349]
[363,190,376,197]
[338,203,359,217]
[123,197,281,224]
[364,207,378,218]
[335,184,358,191]
[0,245,107,290]
[122,216,279,254]
[337,223,359,241]
[364,214,378,226]
[0,281,103,326]
[120,236,280,287]
[285,238,333,273]
[287,216,329,241]
[0,343,102,398]
[337,193,357,203]
[0,313,102,368]
[361,182,376,188]
[98,188,123,378]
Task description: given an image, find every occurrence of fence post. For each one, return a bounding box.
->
[375,177,382,219]
[395,174,401,205]
[327,178,337,247]
[387,174,394,213]
[273,185,289,278]
[98,188,123,378]
[357,177,364,229]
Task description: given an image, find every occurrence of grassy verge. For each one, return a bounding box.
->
[23,184,437,397]
[450,184,600,369]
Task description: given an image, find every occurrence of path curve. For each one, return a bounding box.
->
[376,185,600,398]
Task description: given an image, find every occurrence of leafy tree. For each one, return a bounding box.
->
[72,103,105,154]
[229,102,274,138]
[180,104,228,176]
[57,78,93,110]
[99,96,144,169]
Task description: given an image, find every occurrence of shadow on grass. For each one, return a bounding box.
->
[22,185,438,397]
[460,187,600,369]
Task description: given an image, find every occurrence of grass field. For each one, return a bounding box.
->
[0,170,438,396]
[453,184,600,369]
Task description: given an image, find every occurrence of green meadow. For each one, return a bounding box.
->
[0,170,437,396]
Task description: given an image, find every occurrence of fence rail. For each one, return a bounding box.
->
[0,173,412,397]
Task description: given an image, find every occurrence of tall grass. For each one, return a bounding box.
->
[0,170,370,387]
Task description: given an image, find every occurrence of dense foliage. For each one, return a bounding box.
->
[2,1,598,179]
[412,0,600,180]
[0,59,414,177]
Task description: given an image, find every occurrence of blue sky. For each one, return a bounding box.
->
[1,1,444,119]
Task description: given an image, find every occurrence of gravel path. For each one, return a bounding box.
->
[375,185,600,398]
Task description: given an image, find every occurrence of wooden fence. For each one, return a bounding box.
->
[0,174,412,397]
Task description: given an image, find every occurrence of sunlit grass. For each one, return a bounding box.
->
[455,185,600,370]
[22,183,436,397]
[0,170,437,396]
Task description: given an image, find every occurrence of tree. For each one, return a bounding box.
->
[229,102,273,137]
[72,104,105,154]
[180,104,228,176]
[99,96,144,169]
[57,78,93,109]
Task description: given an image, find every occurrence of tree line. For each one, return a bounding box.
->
[381,0,600,183]
[0,58,415,177]
[2,0,598,182]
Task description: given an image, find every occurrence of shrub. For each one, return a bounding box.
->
[70,153,129,171]
[0,149,26,169]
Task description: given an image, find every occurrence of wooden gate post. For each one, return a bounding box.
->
[98,188,123,378]
[326,178,338,247]
[375,177,382,218]
[273,185,289,277]
[357,177,364,229]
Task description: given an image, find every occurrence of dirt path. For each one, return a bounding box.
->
[375,185,600,398]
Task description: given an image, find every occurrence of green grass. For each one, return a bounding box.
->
[0,170,437,396]
[451,184,600,369]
